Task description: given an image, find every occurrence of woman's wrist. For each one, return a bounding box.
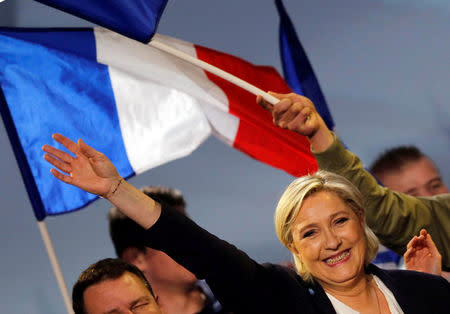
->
[104,177,124,200]
[104,179,162,229]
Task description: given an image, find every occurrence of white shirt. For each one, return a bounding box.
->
[325,275,404,314]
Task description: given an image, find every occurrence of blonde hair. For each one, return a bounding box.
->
[275,170,379,283]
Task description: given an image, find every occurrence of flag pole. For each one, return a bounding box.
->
[149,38,280,105]
[37,221,74,314]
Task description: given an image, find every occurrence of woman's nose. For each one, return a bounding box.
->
[323,228,341,250]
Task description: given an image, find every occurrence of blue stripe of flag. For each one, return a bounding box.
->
[34,0,168,43]
[0,28,133,220]
[275,0,335,130]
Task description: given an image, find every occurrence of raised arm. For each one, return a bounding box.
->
[257,92,450,270]
[42,133,161,229]
[42,133,305,312]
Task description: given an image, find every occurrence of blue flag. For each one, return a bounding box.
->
[34,0,168,43]
[275,0,335,130]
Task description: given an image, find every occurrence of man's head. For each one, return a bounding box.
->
[108,186,196,285]
[72,258,161,314]
[370,146,448,196]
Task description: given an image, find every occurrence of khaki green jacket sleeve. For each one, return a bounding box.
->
[313,135,450,271]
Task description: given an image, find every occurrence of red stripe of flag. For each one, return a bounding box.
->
[195,44,318,177]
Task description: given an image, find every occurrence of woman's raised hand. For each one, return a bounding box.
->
[404,229,442,276]
[42,133,122,199]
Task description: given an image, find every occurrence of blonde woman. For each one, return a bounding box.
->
[43,132,448,313]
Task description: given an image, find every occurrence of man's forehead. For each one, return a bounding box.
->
[379,157,444,193]
[83,272,155,313]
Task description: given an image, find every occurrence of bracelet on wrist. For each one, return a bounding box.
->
[104,178,124,199]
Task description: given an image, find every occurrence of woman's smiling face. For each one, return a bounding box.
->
[290,191,367,287]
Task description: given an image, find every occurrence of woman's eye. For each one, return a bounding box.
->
[335,217,348,225]
[303,230,315,238]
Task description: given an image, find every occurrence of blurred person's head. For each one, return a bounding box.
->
[108,186,197,287]
[72,258,161,314]
[275,171,379,286]
[370,146,448,197]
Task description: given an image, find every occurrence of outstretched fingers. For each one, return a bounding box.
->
[43,153,72,174]
[78,138,99,158]
[42,143,75,164]
[49,168,74,184]
[52,133,80,155]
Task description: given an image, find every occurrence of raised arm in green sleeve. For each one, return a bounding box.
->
[256,92,450,271]
[314,135,450,271]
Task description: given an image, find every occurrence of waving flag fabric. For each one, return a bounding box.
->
[33,0,168,43]
[275,0,335,130]
[0,28,317,220]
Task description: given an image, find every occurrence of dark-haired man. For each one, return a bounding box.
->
[109,186,226,314]
[72,258,161,314]
[370,145,448,197]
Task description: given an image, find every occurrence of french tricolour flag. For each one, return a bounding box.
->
[0,28,317,220]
